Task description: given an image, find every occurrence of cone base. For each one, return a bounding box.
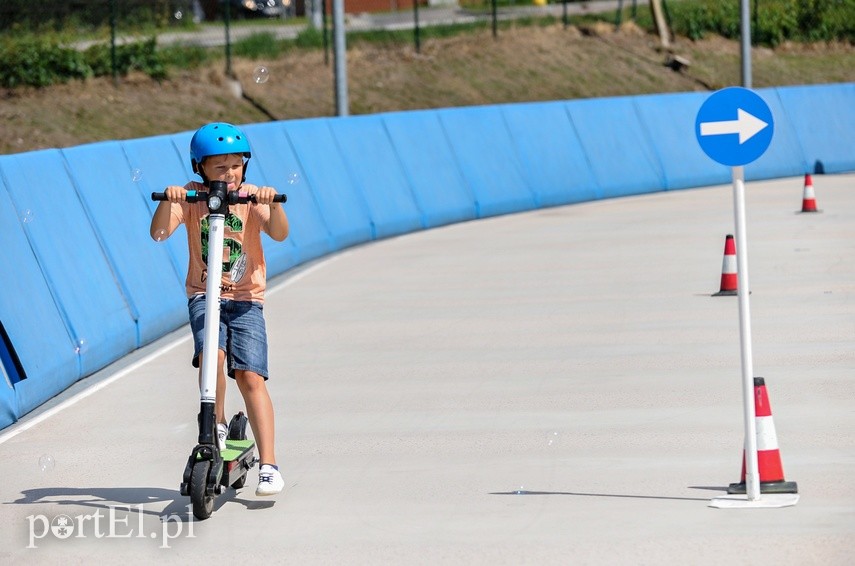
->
[798,209,821,213]
[712,289,738,297]
[727,480,798,495]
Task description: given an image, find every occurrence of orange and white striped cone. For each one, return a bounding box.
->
[727,377,798,494]
[712,234,738,296]
[799,173,820,213]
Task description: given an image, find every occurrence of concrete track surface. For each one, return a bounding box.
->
[2,174,853,564]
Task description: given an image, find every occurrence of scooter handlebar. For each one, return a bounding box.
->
[150,191,286,203]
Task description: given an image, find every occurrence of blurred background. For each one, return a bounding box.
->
[1,0,853,154]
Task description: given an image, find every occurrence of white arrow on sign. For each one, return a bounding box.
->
[700,108,769,144]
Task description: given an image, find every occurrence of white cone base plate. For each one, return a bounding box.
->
[709,493,800,509]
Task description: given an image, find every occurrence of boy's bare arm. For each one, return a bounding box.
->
[254,186,290,242]
[266,202,289,242]
[149,185,186,240]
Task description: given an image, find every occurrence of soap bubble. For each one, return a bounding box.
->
[153,228,167,242]
[287,172,300,185]
[253,66,269,84]
[131,168,143,182]
[39,454,55,472]
[545,430,560,448]
[20,209,34,224]
[74,339,88,355]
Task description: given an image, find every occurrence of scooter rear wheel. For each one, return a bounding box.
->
[231,472,247,489]
[190,461,214,520]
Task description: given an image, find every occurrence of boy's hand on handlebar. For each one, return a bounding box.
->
[164,185,188,202]
[251,186,280,205]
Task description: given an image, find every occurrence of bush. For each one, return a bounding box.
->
[0,35,166,88]
[654,0,854,46]
[85,38,167,79]
[0,36,91,88]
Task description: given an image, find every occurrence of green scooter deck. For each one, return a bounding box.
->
[222,439,254,462]
[219,438,257,489]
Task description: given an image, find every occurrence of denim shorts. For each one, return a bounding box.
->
[188,294,269,380]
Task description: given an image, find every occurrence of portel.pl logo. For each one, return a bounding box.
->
[27,504,195,549]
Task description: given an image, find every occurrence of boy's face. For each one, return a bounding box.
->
[200,153,244,190]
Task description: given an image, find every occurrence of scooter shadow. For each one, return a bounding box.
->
[8,485,274,520]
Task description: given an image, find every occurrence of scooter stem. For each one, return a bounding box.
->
[198,180,229,444]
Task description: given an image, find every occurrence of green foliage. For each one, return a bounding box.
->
[232,32,285,59]
[0,0,199,34]
[85,38,167,79]
[0,35,167,88]
[0,36,91,88]
[160,43,211,69]
[615,0,854,46]
[294,27,325,49]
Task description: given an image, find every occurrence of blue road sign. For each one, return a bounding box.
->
[695,87,774,167]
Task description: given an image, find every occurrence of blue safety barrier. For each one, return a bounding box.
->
[437,105,538,217]
[328,115,425,238]
[281,118,374,248]
[1,83,853,430]
[0,178,78,422]
[775,83,855,175]
[62,141,188,347]
[0,150,137,382]
[0,321,19,424]
[381,109,476,228]
[633,92,731,190]
[565,95,666,198]
[501,100,601,205]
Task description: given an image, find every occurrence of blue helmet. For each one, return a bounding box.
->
[189,122,252,180]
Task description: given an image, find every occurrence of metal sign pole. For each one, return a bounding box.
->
[731,165,760,501]
[332,0,349,117]
[740,0,752,88]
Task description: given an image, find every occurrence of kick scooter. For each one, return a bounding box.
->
[152,180,286,520]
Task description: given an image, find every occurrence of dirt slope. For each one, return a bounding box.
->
[1,22,852,155]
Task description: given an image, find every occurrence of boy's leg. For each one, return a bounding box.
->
[234,369,276,466]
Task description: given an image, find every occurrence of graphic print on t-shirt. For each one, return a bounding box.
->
[200,212,245,282]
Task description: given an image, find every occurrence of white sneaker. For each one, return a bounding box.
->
[216,423,228,451]
[256,464,284,496]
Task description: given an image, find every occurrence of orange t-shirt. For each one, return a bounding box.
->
[170,181,272,303]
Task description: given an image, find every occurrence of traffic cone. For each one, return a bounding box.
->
[799,174,820,213]
[727,377,798,494]
[712,235,738,296]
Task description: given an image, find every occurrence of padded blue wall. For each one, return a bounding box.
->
[1,83,853,429]
[774,83,855,174]
[438,105,538,217]
[0,150,137,378]
[381,109,476,228]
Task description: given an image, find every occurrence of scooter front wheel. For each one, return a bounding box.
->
[190,461,214,520]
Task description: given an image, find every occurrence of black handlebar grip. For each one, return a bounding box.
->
[151,192,167,201]
[238,193,288,204]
